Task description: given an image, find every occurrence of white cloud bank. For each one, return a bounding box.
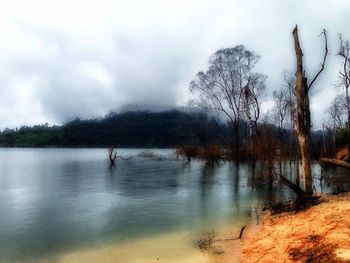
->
[0,0,349,129]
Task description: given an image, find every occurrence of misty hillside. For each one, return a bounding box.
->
[0,110,220,147]
[0,110,324,149]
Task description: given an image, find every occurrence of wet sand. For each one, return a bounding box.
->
[39,231,208,263]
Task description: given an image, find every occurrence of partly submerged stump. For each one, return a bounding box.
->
[108,147,132,166]
[109,147,117,166]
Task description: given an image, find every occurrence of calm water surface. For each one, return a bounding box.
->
[0,148,349,262]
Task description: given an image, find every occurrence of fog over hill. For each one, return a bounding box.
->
[0,110,324,149]
[0,0,349,129]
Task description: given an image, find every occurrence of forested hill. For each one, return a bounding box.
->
[0,110,223,148]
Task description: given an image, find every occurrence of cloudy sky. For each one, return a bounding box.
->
[0,0,349,129]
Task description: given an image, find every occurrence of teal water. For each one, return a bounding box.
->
[0,148,349,262]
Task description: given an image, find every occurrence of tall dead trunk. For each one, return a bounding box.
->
[293,26,312,196]
[347,91,350,159]
[292,25,328,196]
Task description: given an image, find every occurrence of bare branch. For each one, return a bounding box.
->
[308,29,328,90]
[189,45,266,160]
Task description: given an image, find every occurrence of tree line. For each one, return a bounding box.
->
[0,110,249,148]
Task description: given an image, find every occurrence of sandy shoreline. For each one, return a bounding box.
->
[37,194,350,263]
[37,224,244,263]
[38,231,208,263]
[239,193,350,263]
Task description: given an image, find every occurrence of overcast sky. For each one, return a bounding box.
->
[0,0,349,129]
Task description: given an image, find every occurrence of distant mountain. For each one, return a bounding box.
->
[0,110,221,147]
[0,110,325,149]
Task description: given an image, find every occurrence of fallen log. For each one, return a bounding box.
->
[320,158,350,169]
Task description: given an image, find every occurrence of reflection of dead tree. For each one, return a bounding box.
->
[197,226,246,252]
[108,147,132,166]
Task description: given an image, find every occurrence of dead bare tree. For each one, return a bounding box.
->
[283,72,298,162]
[243,72,266,159]
[272,87,292,173]
[337,35,350,159]
[109,147,117,166]
[190,45,266,161]
[292,25,328,196]
[273,89,289,142]
[325,95,346,156]
[108,147,132,166]
[272,72,298,162]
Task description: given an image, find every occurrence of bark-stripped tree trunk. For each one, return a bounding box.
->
[292,25,328,196]
[293,26,313,195]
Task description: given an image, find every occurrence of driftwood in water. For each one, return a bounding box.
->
[272,168,305,199]
[320,158,350,169]
[279,173,305,198]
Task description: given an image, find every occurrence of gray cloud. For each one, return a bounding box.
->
[0,0,349,129]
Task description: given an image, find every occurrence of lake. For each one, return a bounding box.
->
[0,148,349,262]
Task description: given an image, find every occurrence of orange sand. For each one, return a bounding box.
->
[240,193,350,262]
[207,193,350,263]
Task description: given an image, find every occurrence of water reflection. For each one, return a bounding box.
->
[0,148,348,262]
[319,164,350,193]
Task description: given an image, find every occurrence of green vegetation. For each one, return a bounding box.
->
[0,125,61,147]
